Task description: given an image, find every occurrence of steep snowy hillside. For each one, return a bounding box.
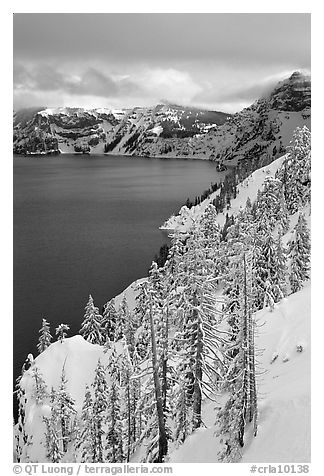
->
[161,154,287,232]
[15,337,124,462]
[169,283,310,463]
[15,280,310,463]
[170,72,310,165]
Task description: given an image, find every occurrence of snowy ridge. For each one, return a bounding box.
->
[13,72,310,162]
[161,154,287,232]
[18,337,125,462]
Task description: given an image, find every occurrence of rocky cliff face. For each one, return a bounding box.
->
[13,72,311,166]
[13,104,229,156]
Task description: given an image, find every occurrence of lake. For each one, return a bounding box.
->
[13,153,224,391]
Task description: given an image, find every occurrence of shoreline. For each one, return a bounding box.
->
[14,150,216,162]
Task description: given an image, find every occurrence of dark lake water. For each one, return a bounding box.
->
[13,154,223,392]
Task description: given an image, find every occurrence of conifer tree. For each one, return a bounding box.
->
[43,415,63,463]
[114,295,129,343]
[55,324,70,343]
[163,230,186,283]
[289,213,311,293]
[141,278,169,463]
[172,368,193,445]
[276,126,311,213]
[37,318,52,354]
[216,253,258,462]
[76,385,94,462]
[102,298,118,342]
[200,203,222,274]
[15,375,29,462]
[91,359,109,462]
[31,366,48,405]
[106,349,124,463]
[80,295,104,345]
[273,231,288,301]
[134,283,151,360]
[43,388,63,463]
[255,177,288,234]
[172,223,225,431]
[56,367,77,452]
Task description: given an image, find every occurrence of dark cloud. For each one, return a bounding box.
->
[72,68,118,96]
[14,63,141,98]
[194,76,287,105]
[13,13,310,68]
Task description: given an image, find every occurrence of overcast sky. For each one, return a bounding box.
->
[13,13,311,113]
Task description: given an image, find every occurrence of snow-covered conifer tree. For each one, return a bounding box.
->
[102,298,118,342]
[217,253,257,462]
[140,278,169,463]
[55,323,70,343]
[91,359,109,462]
[43,388,63,463]
[37,318,52,354]
[56,367,77,452]
[172,222,225,431]
[80,295,104,345]
[172,368,193,445]
[31,366,47,405]
[273,231,288,301]
[255,177,289,234]
[76,385,94,462]
[112,296,127,341]
[276,126,311,213]
[134,282,150,360]
[289,213,311,293]
[106,349,124,463]
[15,375,29,462]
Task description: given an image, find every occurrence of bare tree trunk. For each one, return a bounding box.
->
[249,310,258,435]
[148,300,168,462]
[239,254,249,447]
[246,252,258,435]
[161,300,169,415]
[192,292,203,430]
[126,383,131,462]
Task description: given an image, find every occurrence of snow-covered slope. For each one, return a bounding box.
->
[17,280,310,463]
[161,154,287,232]
[169,282,311,463]
[17,336,124,462]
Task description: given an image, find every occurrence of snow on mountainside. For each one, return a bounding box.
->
[13,103,228,156]
[17,337,125,462]
[169,282,310,463]
[13,72,310,166]
[16,280,311,463]
[161,154,287,232]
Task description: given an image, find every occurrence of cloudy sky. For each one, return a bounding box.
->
[13,13,311,113]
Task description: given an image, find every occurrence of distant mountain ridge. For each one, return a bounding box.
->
[13,72,310,168]
[13,102,229,156]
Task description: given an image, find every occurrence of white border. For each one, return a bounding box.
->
[2,3,321,475]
